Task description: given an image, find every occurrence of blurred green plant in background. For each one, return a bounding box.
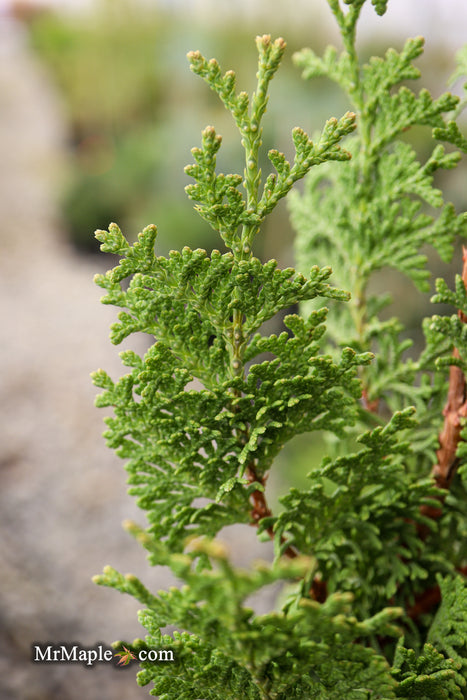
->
[29,0,204,252]
[27,0,466,265]
[28,0,333,257]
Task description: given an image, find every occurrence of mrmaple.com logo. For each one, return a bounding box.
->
[32,643,174,667]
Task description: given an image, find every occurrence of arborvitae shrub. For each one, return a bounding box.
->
[92,1,467,697]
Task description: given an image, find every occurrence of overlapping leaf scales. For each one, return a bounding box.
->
[188,35,286,131]
[296,24,420,96]
[114,612,262,700]
[95,223,158,282]
[231,326,370,474]
[185,126,245,246]
[291,15,467,340]
[94,221,129,255]
[362,38,423,104]
[187,51,247,124]
[374,88,458,150]
[427,575,467,673]
[391,640,465,698]
[92,10,467,695]
[272,409,441,609]
[140,645,261,700]
[93,347,250,547]
[343,0,389,15]
[426,275,467,371]
[431,274,467,319]
[361,317,420,409]
[95,544,400,698]
[434,121,467,153]
[364,145,464,278]
[291,151,463,302]
[293,44,352,87]
[186,40,356,244]
[95,224,348,385]
[226,258,348,335]
[245,309,328,370]
[259,112,356,218]
[370,0,388,14]
[137,635,253,700]
[378,142,443,208]
[93,223,361,546]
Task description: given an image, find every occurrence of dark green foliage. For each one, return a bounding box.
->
[425,276,467,374]
[392,640,465,698]
[271,409,445,616]
[428,576,467,674]
[93,213,369,549]
[93,1,467,697]
[92,229,367,548]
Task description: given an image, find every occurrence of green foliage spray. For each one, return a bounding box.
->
[93,1,467,696]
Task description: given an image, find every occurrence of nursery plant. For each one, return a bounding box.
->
[92,0,467,696]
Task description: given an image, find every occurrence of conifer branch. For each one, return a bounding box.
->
[432,349,466,490]
[421,247,467,524]
[246,462,297,558]
[246,461,329,602]
[91,2,467,696]
[432,249,467,490]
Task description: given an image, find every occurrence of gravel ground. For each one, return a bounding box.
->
[0,17,274,700]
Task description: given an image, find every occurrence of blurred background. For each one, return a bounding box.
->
[0,0,466,697]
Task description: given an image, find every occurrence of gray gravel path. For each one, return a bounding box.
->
[0,16,160,700]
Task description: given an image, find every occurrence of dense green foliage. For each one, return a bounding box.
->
[93,1,467,697]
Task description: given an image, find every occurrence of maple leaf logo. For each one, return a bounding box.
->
[114,645,136,666]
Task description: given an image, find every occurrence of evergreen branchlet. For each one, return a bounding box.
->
[93,3,467,697]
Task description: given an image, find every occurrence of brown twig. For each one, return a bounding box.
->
[408,248,467,620]
[406,584,442,620]
[406,565,467,620]
[361,253,467,619]
[246,462,327,601]
[246,462,298,559]
[248,248,467,612]
[361,388,380,413]
[420,246,467,524]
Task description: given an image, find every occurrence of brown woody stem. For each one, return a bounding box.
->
[246,462,298,559]
[246,462,327,601]
[421,246,467,522]
[361,387,379,413]
[408,248,467,622]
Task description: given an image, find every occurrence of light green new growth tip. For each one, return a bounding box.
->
[93,1,467,697]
